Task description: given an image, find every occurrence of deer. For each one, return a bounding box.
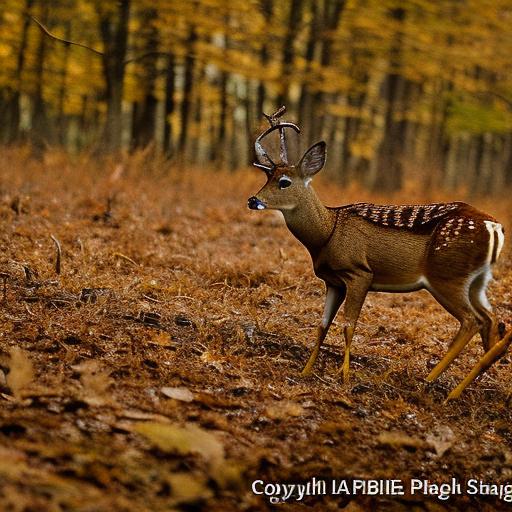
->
[247,106,512,399]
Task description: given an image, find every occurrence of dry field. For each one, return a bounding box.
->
[0,147,512,511]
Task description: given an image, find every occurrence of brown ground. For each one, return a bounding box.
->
[0,148,511,512]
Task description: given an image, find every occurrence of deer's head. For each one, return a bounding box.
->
[248,107,326,211]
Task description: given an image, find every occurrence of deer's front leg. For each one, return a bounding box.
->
[300,284,346,377]
[336,275,372,382]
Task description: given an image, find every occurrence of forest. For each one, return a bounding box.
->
[2,1,512,510]
[1,0,512,191]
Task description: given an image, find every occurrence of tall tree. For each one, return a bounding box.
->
[4,0,35,142]
[131,6,159,149]
[163,52,176,156]
[177,24,197,159]
[276,0,303,108]
[256,0,273,118]
[97,0,131,152]
[31,2,50,146]
[374,6,406,192]
[310,0,346,138]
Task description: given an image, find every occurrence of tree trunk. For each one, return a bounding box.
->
[56,21,72,146]
[189,66,205,164]
[131,7,159,150]
[310,0,346,138]
[276,0,303,108]
[244,78,253,166]
[98,0,131,152]
[163,53,175,157]
[5,0,34,142]
[31,3,50,147]
[374,7,406,192]
[178,25,197,159]
[298,0,319,144]
[256,0,272,118]
[340,42,370,182]
[213,70,228,166]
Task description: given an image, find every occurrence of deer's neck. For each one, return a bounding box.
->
[281,186,336,253]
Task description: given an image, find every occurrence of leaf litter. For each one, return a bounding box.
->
[0,148,511,510]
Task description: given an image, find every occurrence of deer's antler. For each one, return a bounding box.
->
[253,106,300,174]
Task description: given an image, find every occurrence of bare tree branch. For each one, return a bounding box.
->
[30,16,174,66]
[30,16,104,56]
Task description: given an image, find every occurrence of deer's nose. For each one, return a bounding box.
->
[248,197,266,210]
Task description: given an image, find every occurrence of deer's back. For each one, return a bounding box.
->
[314,201,502,289]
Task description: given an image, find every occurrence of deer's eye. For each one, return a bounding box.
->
[279,176,292,189]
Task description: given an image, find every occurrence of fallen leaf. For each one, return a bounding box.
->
[426,425,455,457]
[148,331,175,347]
[264,401,305,420]
[161,386,194,402]
[377,431,426,449]
[167,472,212,504]
[7,347,34,399]
[71,360,112,405]
[133,422,224,464]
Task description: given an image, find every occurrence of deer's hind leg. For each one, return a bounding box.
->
[426,277,482,382]
[447,330,512,400]
[445,266,511,399]
[469,266,501,351]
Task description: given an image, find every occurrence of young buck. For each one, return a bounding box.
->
[248,107,511,399]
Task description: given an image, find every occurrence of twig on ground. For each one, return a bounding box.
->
[142,294,163,304]
[50,235,62,275]
[113,253,138,266]
[312,372,332,385]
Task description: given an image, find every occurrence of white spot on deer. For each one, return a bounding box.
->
[496,224,505,261]
[484,221,495,263]
[483,221,504,264]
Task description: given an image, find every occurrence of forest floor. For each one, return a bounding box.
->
[1,148,512,512]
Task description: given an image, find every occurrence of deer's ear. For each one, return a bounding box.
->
[299,141,326,178]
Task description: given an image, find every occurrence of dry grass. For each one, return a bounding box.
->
[0,146,512,511]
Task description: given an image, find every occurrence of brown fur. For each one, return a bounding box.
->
[249,138,510,398]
